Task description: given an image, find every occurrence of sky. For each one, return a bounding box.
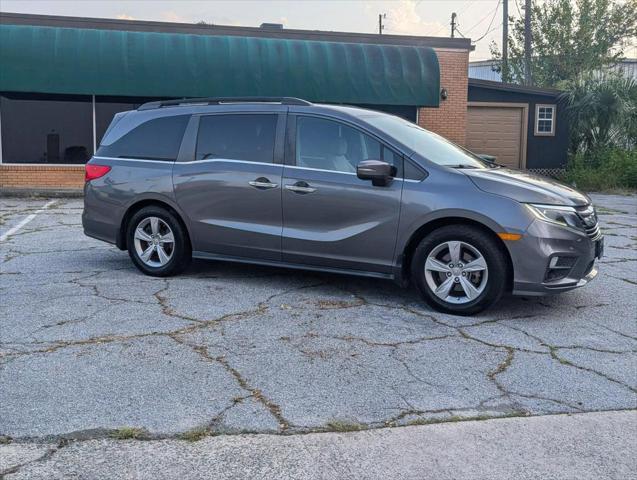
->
[0,0,521,60]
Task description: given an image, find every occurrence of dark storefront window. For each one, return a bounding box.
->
[0,93,93,164]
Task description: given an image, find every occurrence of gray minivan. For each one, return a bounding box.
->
[83,97,603,315]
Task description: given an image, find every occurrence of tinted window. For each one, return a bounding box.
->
[1,93,93,164]
[196,114,277,163]
[404,159,426,181]
[363,113,490,169]
[296,116,399,174]
[96,115,189,161]
[382,147,403,177]
[95,96,165,144]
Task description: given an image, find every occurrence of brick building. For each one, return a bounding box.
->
[0,12,473,191]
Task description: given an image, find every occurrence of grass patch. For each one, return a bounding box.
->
[0,435,12,445]
[326,420,365,432]
[109,427,148,440]
[562,147,637,193]
[407,411,528,426]
[178,426,211,442]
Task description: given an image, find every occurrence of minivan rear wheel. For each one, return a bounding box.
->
[411,225,507,315]
[127,206,191,277]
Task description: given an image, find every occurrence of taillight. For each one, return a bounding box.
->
[85,164,111,182]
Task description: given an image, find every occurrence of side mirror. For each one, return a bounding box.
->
[357,160,397,187]
[477,154,497,164]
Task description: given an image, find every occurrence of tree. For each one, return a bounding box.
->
[490,0,637,87]
[560,74,637,152]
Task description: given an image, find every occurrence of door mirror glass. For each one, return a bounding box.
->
[357,160,396,186]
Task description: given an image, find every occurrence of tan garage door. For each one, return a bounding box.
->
[466,104,526,169]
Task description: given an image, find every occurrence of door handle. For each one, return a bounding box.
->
[249,177,278,190]
[285,181,317,194]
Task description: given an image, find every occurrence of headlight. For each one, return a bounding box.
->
[526,204,583,230]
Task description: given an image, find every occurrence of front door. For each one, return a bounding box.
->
[282,115,403,274]
[173,111,285,261]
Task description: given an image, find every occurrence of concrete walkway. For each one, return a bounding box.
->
[2,411,635,479]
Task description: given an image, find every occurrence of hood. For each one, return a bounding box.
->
[462,167,590,206]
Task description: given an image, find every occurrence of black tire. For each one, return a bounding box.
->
[126,206,191,277]
[411,225,508,315]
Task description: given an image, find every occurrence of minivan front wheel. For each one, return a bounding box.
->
[411,225,508,315]
[127,206,191,276]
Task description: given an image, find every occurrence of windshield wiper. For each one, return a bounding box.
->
[448,164,479,169]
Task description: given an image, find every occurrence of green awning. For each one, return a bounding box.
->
[0,24,440,106]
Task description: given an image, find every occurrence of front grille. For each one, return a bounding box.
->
[576,205,602,240]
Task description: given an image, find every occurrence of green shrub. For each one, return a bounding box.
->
[563,147,637,192]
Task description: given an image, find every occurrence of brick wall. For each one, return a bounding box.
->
[418,48,470,146]
[0,165,85,190]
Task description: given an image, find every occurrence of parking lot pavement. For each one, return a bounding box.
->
[0,194,635,444]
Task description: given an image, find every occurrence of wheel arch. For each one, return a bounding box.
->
[399,216,514,292]
[117,197,192,252]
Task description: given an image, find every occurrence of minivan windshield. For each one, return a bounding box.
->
[363,114,491,169]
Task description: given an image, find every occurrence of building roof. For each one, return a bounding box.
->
[0,21,441,105]
[0,12,473,51]
[469,78,562,97]
[469,58,637,81]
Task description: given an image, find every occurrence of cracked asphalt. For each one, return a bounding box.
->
[1,194,636,449]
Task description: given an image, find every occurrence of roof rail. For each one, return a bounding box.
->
[138,96,312,110]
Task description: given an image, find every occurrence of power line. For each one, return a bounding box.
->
[472,1,502,43]
[462,0,500,35]
[401,0,500,39]
[473,24,502,43]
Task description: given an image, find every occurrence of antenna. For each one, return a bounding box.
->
[378,13,386,35]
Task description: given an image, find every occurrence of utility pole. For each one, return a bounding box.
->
[450,12,457,38]
[502,0,508,82]
[524,0,532,85]
[378,13,386,35]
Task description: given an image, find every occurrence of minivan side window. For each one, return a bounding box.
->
[196,114,277,163]
[96,115,189,161]
[296,116,401,175]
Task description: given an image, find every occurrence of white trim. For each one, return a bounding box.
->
[432,47,472,53]
[534,104,556,136]
[284,165,357,176]
[177,158,278,167]
[93,156,177,164]
[93,156,282,167]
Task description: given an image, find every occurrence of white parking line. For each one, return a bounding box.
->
[0,200,56,242]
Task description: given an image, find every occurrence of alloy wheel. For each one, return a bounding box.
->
[133,216,175,268]
[424,241,489,305]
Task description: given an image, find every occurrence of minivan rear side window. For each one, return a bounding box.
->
[96,115,189,161]
[196,114,277,163]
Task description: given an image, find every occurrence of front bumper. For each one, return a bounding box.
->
[509,218,602,296]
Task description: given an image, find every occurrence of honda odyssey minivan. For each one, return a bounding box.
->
[83,97,603,315]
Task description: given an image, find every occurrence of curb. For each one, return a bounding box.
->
[0,188,84,199]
